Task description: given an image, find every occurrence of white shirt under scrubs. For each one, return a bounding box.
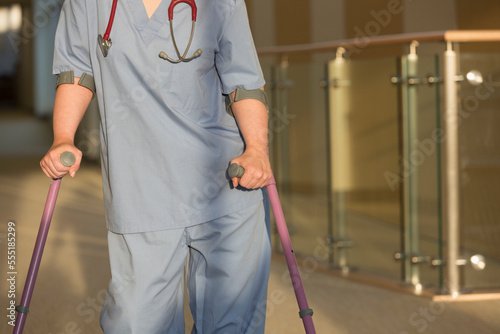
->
[53,0,266,233]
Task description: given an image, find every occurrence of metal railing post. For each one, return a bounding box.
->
[404,41,421,286]
[329,48,350,270]
[444,42,460,297]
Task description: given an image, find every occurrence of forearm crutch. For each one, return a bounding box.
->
[228,163,316,334]
[13,152,75,334]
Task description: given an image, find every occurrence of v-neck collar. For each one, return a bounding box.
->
[128,0,170,45]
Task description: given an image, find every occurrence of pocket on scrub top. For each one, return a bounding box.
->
[168,51,216,122]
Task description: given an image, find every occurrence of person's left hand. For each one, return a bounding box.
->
[230,147,271,189]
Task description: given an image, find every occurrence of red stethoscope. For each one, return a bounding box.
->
[98,0,202,62]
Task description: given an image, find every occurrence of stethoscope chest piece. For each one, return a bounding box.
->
[98,34,112,57]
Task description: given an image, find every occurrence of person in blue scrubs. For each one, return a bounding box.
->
[41,0,272,332]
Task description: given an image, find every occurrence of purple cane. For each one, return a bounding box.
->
[13,152,75,334]
[228,163,316,334]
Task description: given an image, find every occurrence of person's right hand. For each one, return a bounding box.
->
[40,141,82,179]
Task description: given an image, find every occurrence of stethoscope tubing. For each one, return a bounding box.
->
[103,0,118,41]
[169,0,197,21]
[100,0,202,62]
[170,20,196,60]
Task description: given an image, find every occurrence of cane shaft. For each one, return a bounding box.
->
[13,179,61,333]
[13,152,74,333]
[228,161,315,333]
[266,172,316,334]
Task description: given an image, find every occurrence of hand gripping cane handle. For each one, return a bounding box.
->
[13,152,75,334]
[228,163,245,178]
[60,151,76,168]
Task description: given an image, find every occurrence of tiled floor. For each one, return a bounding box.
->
[1,157,499,333]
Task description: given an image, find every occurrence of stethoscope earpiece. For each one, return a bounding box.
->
[159,48,202,62]
[158,51,180,63]
[99,0,202,63]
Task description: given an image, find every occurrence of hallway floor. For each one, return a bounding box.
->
[1,157,499,334]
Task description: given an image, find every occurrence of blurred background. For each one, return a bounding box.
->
[249,0,500,295]
[1,0,500,333]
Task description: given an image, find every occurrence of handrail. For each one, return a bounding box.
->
[257,30,500,56]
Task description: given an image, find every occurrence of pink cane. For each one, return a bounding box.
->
[13,152,75,334]
[228,163,316,334]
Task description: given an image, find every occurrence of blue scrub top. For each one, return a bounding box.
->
[53,0,266,233]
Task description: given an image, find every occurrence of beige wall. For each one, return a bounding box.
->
[457,0,500,30]
[456,0,500,52]
[247,0,275,48]
[402,0,457,33]
[274,0,311,46]
[344,0,403,58]
[310,0,344,43]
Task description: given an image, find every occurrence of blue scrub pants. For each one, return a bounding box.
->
[100,201,271,334]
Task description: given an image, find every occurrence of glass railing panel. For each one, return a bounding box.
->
[401,53,443,289]
[263,54,334,262]
[458,52,500,289]
[328,56,401,280]
[259,43,500,295]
